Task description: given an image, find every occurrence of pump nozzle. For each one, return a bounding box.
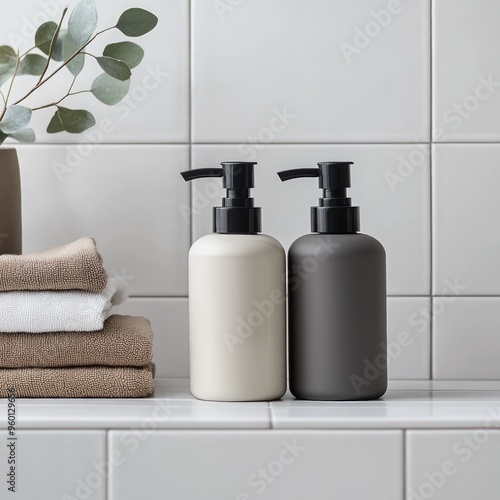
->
[277,168,319,182]
[277,162,359,234]
[180,162,262,234]
[180,168,224,182]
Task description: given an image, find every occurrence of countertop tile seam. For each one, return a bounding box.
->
[267,402,275,429]
[17,141,500,146]
[189,142,433,146]
[403,429,407,500]
[104,430,109,500]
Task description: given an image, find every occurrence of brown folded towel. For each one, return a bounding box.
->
[0,365,154,398]
[0,237,107,292]
[0,315,153,368]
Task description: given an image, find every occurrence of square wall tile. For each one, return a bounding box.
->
[0,0,189,143]
[110,430,403,500]
[191,145,431,295]
[192,0,430,142]
[433,0,500,141]
[433,145,500,295]
[113,298,189,378]
[3,431,106,500]
[433,298,500,380]
[388,298,431,380]
[407,430,500,500]
[18,145,190,296]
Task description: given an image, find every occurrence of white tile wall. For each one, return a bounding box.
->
[4,0,499,380]
[18,145,190,297]
[11,431,106,500]
[388,298,431,380]
[109,430,403,500]
[407,430,500,500]
[433,145,500,295]
[192,0,430,142]
[433,0,500,142]
[433,298,500,380]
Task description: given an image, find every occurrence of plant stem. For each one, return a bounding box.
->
[0,91,5,106]
[0,51,21,121]
[68,75,77,95]
[20,46,36,59]
[36,8,67,86]
[12,26,116,107]
[31,89,91,111]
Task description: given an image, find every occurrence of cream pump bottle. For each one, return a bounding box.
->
[181,162,286,402]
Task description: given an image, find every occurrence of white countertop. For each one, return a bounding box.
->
[2,378,500,430]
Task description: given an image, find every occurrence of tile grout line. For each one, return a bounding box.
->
[105,430,109,500]
[429,0,434,144]
[181,141,433,146]
[188,0,194,246]
[16,141,500,147]
[429,0,434,381]
[429,292,434,379]
[403,429,407,499]
[124,295,500,300]
[127,296,189,299]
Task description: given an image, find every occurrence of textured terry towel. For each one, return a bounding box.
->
[0,315,153,368]
[0,277,127,333]
[0,237,107,292]
[0,365,154,398]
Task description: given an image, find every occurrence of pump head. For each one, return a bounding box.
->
[181,162,262,234]
[278,162,360,234]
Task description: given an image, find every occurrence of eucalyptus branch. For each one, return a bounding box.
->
[37,8,67,85]
[0,1,158,141]
[31,89,91,111]
[20,46,36,58]
[12,25,116,107]
[67,75,77,95]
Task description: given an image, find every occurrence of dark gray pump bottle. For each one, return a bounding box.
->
[278,162,387,401]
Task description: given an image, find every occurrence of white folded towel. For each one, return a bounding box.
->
[0,277,128,333]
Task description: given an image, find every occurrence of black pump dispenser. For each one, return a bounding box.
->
[278,162,360,234]
[181,162,262,234]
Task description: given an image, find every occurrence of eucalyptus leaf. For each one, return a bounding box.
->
[91,73,130,105]
[35,22,57,55]
[10,128,36,143]
[56,107,96,133]
[0,46,17,66]
[18,54,47,76]
[36,20,65,61]
[47,9,69,63]
[47,112,64,133]
[51,29,66,62]
[0,67,15,87]
[116,8,158,37]
[96,56,131,81]
[68,0,98,46]
[62,34,85,76]
[103,42,144,69]
[0,106,32,135]
[0,131,8,145]
[0,46,17,87]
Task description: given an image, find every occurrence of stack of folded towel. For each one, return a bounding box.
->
[0,238,154,398]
